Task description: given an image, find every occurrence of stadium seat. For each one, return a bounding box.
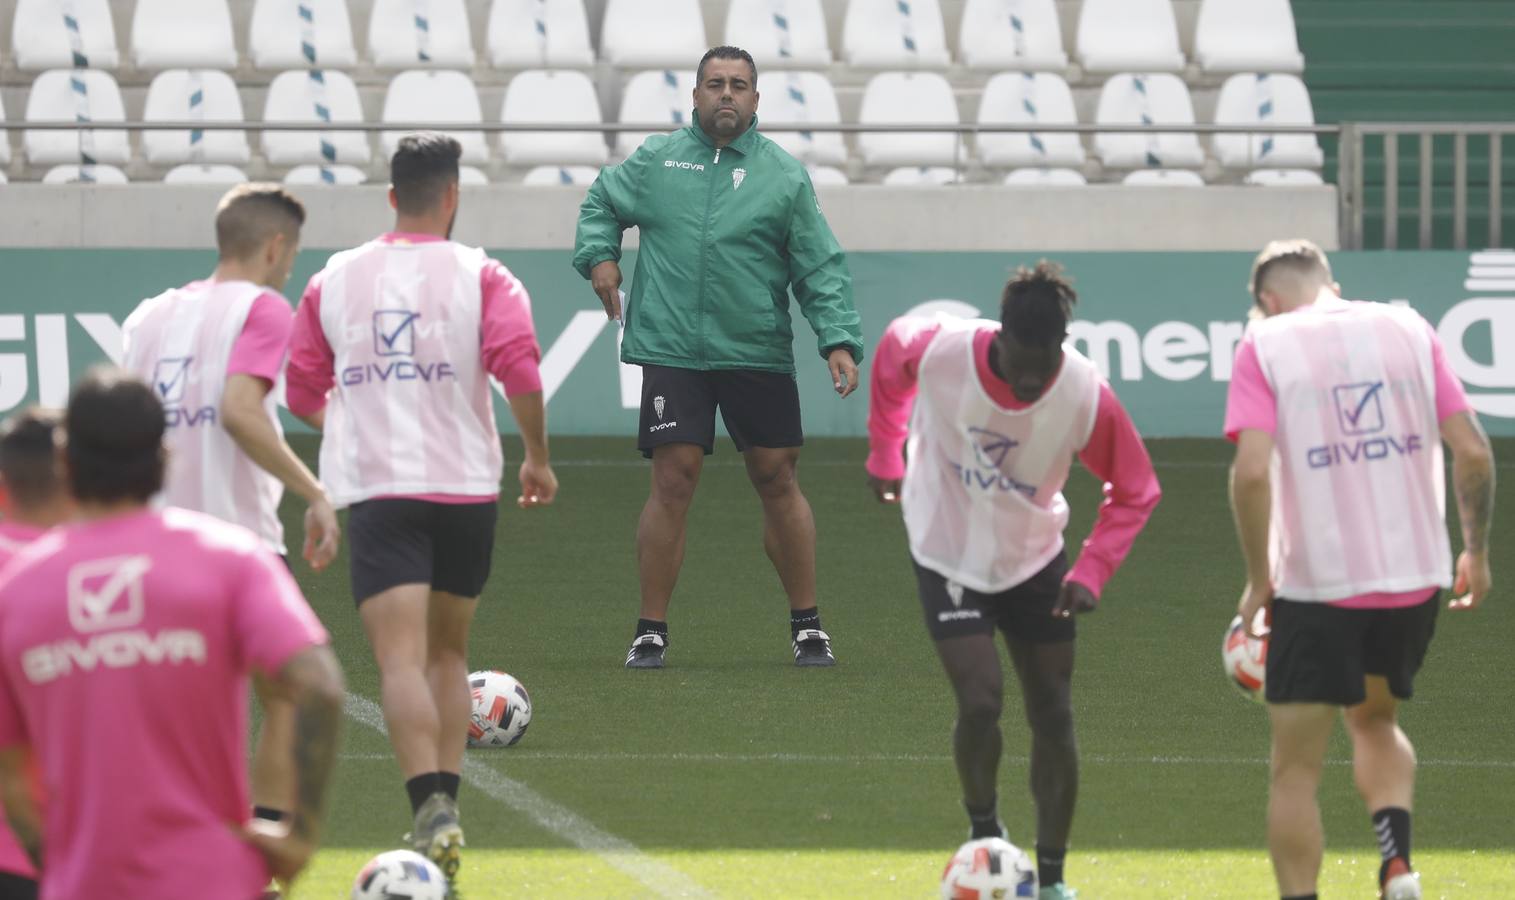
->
[1076,0,1184,73]
[284,164,367,185]
[843,0,951,67]
[460,166,489,185]
[1194,0,1304,74]
[1244,168,1324,186]
[498,70,608,167]
[1003,167,1087,186]
[262,70,371,166]
[42,164,128,184]
[12,0,120,70]
[857,72,961,168]
[958,0,1067,71]
[615,70,698,158]
[724,0,832,69]
[807,165,849,185]
[1093,74,1204,169]
[756,72,847,167]
[163,164,249,184]
[0,93,9,167]
[0,173,7,184]
[368,0,475,68]
[381,71,489,164]
[487,0,595,68]
[977,72,1085,169]
[24,70,130,167]
[882,166,963,186]
[1122,169,1205,186]
[142,70,250,166]
[131,0,237,69]
[601,0,707,69]
[1212,74,1324,170]
[249,0,358,70]
[521,165,601,185]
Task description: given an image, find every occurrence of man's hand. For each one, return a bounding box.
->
[827,348,859,398]
[867,474,902,504]
[518,457,559,508]
[1238,580,1274,637]
[244,817,317,884]
[1450,549,1490,611]
[1052,580,1097,618]
[302,494,340,571]
[590,260,623,321]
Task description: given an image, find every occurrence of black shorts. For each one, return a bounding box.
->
[637,364,803,457]
[1266,594,1439,705]
[913,553,1075,643]
[0,871,36,900]
[347,499,497,605]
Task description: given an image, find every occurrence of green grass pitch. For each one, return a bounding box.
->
[277,436,1514,898]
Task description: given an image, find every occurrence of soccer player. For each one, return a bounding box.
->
[285,132,556,883]
[0,369,344,898]
[1225,240,1495,900]
[866,263,1160,900]
[121,182,339,837]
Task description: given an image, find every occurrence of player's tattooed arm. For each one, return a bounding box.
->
[0,746,43,867]
[284,646,345,845]
[1444,411,1496,553]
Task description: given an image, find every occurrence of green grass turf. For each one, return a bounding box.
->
[277,436,1515,898]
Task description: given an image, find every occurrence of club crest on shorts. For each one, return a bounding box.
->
[653,395,666,421]
[732,168,747,190]
[946,580,965,608]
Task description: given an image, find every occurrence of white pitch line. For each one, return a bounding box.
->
[343,693,712,899]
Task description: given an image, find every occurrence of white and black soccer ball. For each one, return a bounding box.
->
[351,849,449,899]
[1222,612,1268,703]
[467,669,532,748]
[940,836,1037,899]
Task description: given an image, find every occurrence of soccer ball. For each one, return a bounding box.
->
[1222,612,1268,702]
[940,837,1037,899]
[351,850,449,899]
[467,669,532,747]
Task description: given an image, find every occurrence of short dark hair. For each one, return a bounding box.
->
[64,368,165,505]
[0,407,62,509]
[697,46,757,85]
[1001,261,1078,348]
[214,183,305,261]
[391,132,462,215]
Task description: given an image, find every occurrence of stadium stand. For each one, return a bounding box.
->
[615,69,698,158]
[754,71,847,167]
[261,69,372,167]
[460,165,489,184]
[0,92,8,168]
[497,69,608,167]
[12,0,119,70]
[521,164,600,185]
[600,0,708,69]
[1093,73,1205,170]
[130,0,237,69]
[487,0,596,68]
[141,70,251,166]
[857,71,960,168]
[842,0,951,68]
[163,163,250,184]
[883,165,964,185]
[381,70,489,164]
[957,0,1067,71]
[43,163,128,183]
[1075,0,1184,73]
[284,163,368,184]
[1194,0,1304,74]
[1003,167,1087,186]
[1211,73,1323,171]
[807,164,850,185]
[368,0,476,67]
[1123,169,1205,186]
[976,72,1085,169]
[249,0,359,69]
[723,0,833,69]
[23,69,131,167]
[1244,169,1324,186]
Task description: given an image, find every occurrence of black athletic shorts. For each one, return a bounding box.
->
[347,499,497,605]
[0,870,37,900]
[913,552,1075,643]
[637,364,803,457]
[1266,594,1439,705]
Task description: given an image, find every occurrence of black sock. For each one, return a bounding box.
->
[439,771,461,801]
[251,805,285,824]
[1281,894,1318,900]
[1036,845,1066,888]
[965,798,1002,839]
[790,607,821,637]
[1373,806,1412,883]
[405,773,443,814]
[636,618,668,640]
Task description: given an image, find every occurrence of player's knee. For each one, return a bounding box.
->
[957,683,1003,725]
[650,457,701,507]
[745,454,799,500]
[1026,700,1075,745]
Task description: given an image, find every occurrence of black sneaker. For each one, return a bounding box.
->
[624,632,667,669]
[792,628,836,667]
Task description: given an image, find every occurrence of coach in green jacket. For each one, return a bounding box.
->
[573,45,863,671]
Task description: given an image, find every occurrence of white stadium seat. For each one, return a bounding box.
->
[43,164,128,184]
[977,73,1085,169]
[369,0,475,68]
[142,70,250,166]
[262,70,371,166]
[12,0,120,70]
[1003,167,1087,186]
[1076,0,1184,73]
[498,70,608,167]
[882,166,962,186]
[1195,0,1305,74]
[24,70,130,166]
[843,0,951,67]
[460,166,489,185]
[381,71,489,165]
[0,93,9,166]
[131,0,237,69]
[0,173,7,184]
[522,165,601,185]
[1122,169,1204,186]
[284,164,368,185]
[1212,74,1324,170]
[250,0,358,70]
[615,70,698,158]
[1093,74,1205,169]
[1244,168,1325,186]
[807,165,849,185]
[857,72,960,168]
[958,0,1068,71]
[724,0,832,69]
[488,0,595,68]
[757,72,847,167]
[163,164,249,184]
[601,0,707,69]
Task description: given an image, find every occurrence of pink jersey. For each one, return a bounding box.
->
[0,522,43,881]
[868,316,1160,595]
[0,508,326,900]
[285,233,543,507]
[1223,298,1469,604]
[122,281,293,555]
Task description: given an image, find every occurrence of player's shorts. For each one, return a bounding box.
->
[347,499,497,605]
[1266,593,1440,705]
[637,364,803,457]
[0,870,37,900]
[913,553,1075,644]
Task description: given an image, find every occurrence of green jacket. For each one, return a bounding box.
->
[572,114,864,373]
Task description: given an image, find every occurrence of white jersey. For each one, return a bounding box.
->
[1250,298,1452,600]
[122,280,286,554]
[902,319,1100,592]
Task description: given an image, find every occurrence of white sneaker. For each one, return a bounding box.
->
[1383,871,1421,900]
